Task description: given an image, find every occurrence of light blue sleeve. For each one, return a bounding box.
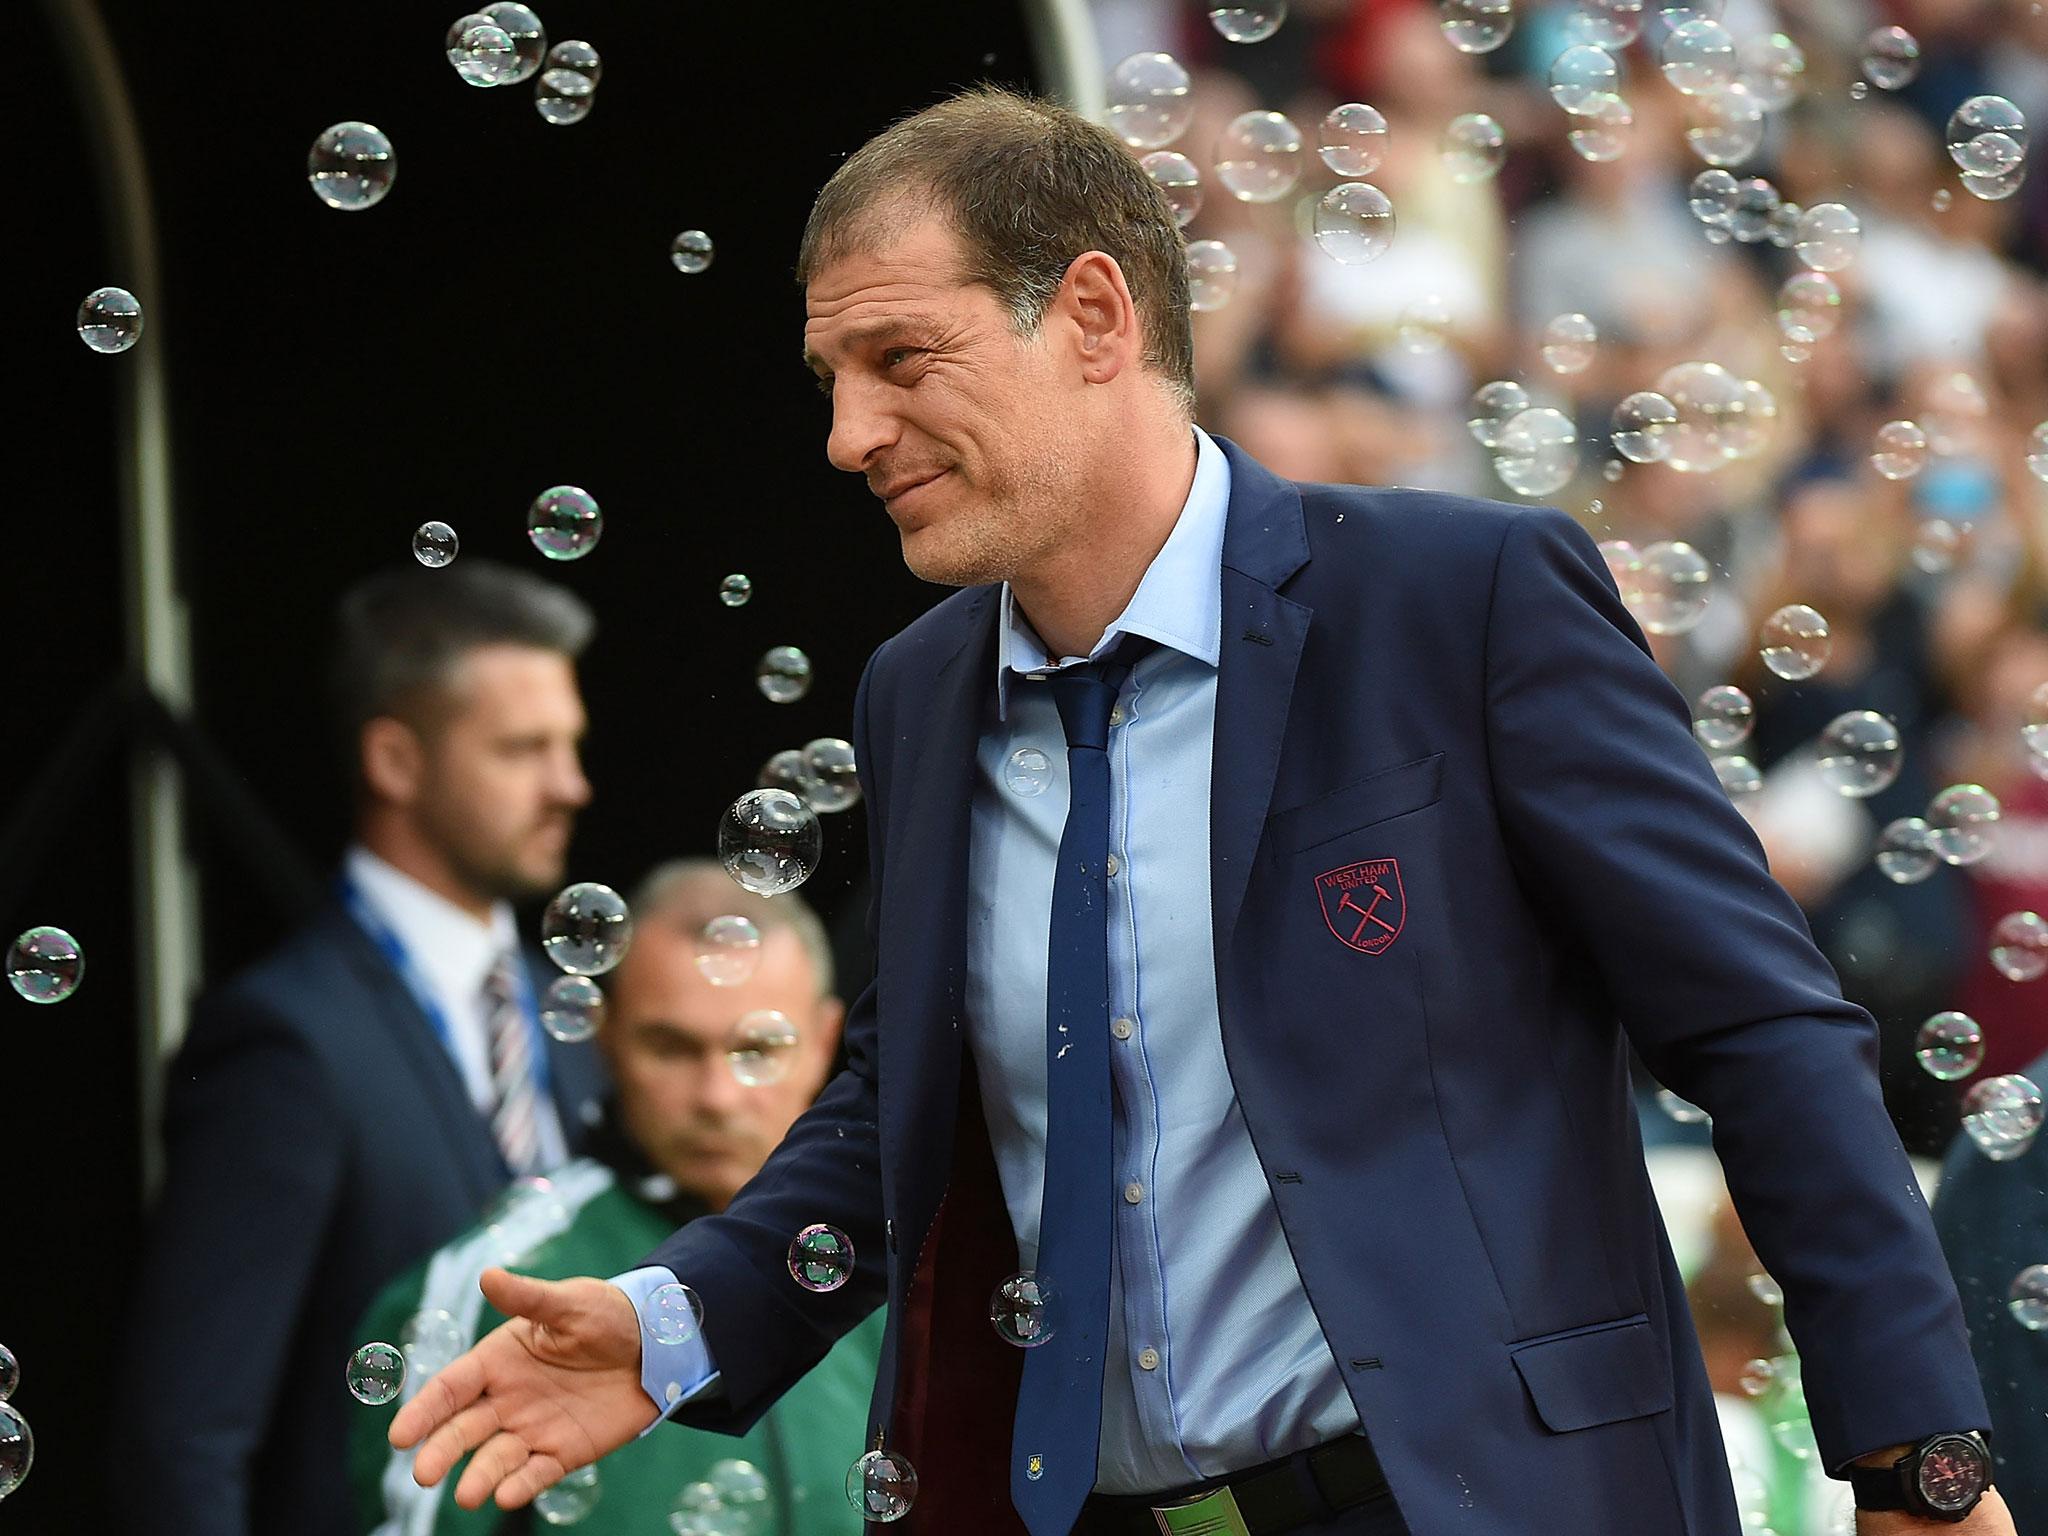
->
[608,1265,722,1440]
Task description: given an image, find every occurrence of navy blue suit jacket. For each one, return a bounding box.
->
[115,895,606,1536]
[647,441,1987,1534]
[1934,1046,2048,1535]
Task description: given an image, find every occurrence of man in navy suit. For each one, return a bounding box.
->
[391,90,2012,1534]
[117,560,609,1536]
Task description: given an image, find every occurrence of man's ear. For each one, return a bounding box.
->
[360,716,426,807]
[1053,250,1141,386]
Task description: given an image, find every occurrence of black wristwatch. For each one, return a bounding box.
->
[1847,1431,1993,1521]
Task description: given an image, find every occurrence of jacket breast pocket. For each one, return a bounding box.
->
[1267,752,1445,856]
[1507,1313,1674,1432]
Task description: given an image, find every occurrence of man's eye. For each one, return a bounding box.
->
[883,348,920,368]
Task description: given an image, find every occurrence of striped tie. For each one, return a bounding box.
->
[482,951,543,1177]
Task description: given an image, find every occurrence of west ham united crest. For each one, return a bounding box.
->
[1316,858,1406,954]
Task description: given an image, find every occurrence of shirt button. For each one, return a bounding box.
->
[1109,704,1125,727]
[1105,853,1121,878]
[1137,1347,1160,1371]
[665,1381,682,1403]
[1111,1016,1135,1040]
[1124,1181,1144,1204]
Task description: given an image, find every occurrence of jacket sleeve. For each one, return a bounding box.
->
[634,654,889,1434]
[1482,507,1988,1472]
[113,995,348,1536]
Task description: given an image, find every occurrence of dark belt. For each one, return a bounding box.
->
[1077,1434,1393,1536]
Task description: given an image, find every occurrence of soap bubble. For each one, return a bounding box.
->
[1468,380,1532,449]
[1661,18,1736,94]
[1215,111,1304,202]
[1185,240,1240,312]
[1723,176,1781,243]
[1794,203,1861,272]
[1105,53,1193,150]
[2026,681,2048,755]
[347,1343,405,1405]
[1816,711,1903,797]
[728,1009,801,1086]
[527,486,602,560]
[1962,1074,2044,1161]
[1688,167,1740,223]
[1566,91,1634,162]
[0,1345,14,1402]
[539,975,605,1043]
[534,1463,601,1525]
[670,231,714,274]
[1876,817,1939,885]
[758,749,810,799]
[2009,1266,2048,1330]
[1440,0,1516,54]
[542,883,633,977]
[1005,747,1054,797]
[1319,103,1388,176]
[77,286,143,353]
[1746,1272,1784,1308]
[1685,82,1763,167]
[446,14,520,86]
[1916,1012,1985,1081]
[1397,294,1453,353]
[706,1460,772,1519]
[1766,199,1804,250]
[756,646,813,704]
[1599,540,1645,607]
[1960,162,2028,202]
[1870,420,1929,481]
[1566,0,1641,49]
[720,789,823,896]
[718,573,751,607]
[1540,312,1598,375]
[788,1223,855,1292]
[479,2,545,81]
[1655,1087,1710,1124]
[1312,183,1396,265]
[7,927,82,1004]
[308,122,396,211]
[1990,910,2048,982]
[1693,685,1754,751]
[1548,44,1617,113]
[1738,1358,1777,1397]
[647,1283,704,1346]
[1929,784,2002,866]
[1208,4,1287,43]
[1441,113,1507,183]
[541,39,600,95]
[1759,604,1831,681]
[1911,519,1961,575]
[1611,391,1678,463]
[1737,32,1804,112]
[413,521,458,567]
[0,1403,31,1500]
[1713,755,1762,798]
[990,1272,1057,1346]
[1656,361,1749,471]
[1140,151,1202,227]
[847,1450,918,1522]
[1633,541,1712,635]
[1947,96,2028,177]
[800,737,861,813]
[695,916,761,986]
[1862,26,1920,90]
[1775,271,1841,345]
[401,1308,467,1377]
[1493,407,1578,497]
[535,76,592,125]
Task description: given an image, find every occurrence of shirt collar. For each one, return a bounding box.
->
[995,425,1230,719]
[344,844,519,1002]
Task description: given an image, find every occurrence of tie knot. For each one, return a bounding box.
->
[1044,636,1151,754]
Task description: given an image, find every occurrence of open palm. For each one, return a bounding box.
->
[389,1267,656,1512]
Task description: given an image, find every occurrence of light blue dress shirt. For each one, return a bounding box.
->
[620,428,1358,1488]
[967,427,1359,1495]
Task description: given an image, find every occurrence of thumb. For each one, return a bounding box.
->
[479,1266,573,1325]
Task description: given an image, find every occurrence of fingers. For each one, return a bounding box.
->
[388,1347,488,1451]
[495,1453,569,1512]
[408,1399,505,1489]
[480,1266,567,1326]
[452,1430,547,1512]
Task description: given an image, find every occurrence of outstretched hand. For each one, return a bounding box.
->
[388,1268,654,1511]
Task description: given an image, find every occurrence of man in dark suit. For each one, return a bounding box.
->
[1934,1046,2048,1534]
[390,91,2013,1534]
[117,560,609,1536]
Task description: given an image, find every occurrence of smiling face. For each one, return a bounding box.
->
[803,206,1089,589]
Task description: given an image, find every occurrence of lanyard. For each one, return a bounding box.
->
[336,874,556,1109]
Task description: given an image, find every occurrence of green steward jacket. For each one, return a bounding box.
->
[350,1110,884,1536]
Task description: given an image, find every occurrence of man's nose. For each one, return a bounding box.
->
[825,384,897,476]
[553,747,592,808]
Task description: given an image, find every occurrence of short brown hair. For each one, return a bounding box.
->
[797,85,1195,411]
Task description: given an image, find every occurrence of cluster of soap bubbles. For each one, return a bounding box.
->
[443,6,602,125]
[758,737,859,814]
[0,1342,30,1502]
[669,1458,774,1535]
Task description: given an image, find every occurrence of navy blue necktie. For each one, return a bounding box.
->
[1012,647,1140,1536]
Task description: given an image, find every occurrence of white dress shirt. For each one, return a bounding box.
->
[343,845,569,1172]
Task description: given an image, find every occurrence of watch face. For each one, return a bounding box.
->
[1917,1437,1989,1512]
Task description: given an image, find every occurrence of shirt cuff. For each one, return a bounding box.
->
[607,1265,721,1439]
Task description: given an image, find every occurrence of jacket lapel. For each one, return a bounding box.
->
[1209,439,1312,956]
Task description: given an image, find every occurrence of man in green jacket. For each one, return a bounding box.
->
[352,859,880,1535]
